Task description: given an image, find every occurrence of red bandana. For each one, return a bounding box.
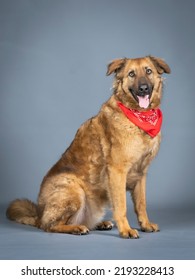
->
[117,102,163,137]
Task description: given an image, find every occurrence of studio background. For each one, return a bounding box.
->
[0,0,195,260]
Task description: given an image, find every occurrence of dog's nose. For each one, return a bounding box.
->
[138,84,149,96]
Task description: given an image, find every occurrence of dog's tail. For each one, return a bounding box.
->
[6,199,39,227]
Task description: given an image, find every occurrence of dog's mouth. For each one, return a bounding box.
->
[137,95,150,109]
[129,88,153,109]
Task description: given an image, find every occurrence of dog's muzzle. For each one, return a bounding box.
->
[130,82,153,109]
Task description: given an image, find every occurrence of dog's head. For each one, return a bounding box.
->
[107,56,170,110]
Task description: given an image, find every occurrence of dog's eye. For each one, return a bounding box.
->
[146,68,152,75]
[129,70,135,77]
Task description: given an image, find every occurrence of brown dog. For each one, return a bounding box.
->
[6,56,170,238]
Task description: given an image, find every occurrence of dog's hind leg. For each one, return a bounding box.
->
[39,185,89,235]
[96,221,114,231]
[49,222,89,235]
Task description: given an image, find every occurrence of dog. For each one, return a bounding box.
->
[6,56,170,238]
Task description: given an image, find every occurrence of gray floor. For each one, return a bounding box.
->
[0,204,194,260]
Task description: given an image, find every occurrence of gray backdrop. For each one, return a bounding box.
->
[1,0,195,211]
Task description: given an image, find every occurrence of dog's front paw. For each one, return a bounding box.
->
[120,228,139,239]
[141,222,159,232]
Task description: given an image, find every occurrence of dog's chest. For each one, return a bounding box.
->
[125,133,160,187]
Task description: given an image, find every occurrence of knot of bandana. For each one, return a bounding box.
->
[117,101,163,137]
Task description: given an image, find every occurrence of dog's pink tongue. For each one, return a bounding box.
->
[138,95,150,109]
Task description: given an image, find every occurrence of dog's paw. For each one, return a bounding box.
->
[141,222,159,232]
[96,221,114,231]
[72,225,89,235]
[120,228,139,239]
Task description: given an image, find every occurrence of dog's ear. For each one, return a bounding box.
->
[106,58,126,76]
[148,56,171,74]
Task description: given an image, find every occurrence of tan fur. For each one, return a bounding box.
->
[6,56,170,238]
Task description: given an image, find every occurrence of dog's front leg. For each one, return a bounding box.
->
[108,165,139,239]
[131,173,159,232]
